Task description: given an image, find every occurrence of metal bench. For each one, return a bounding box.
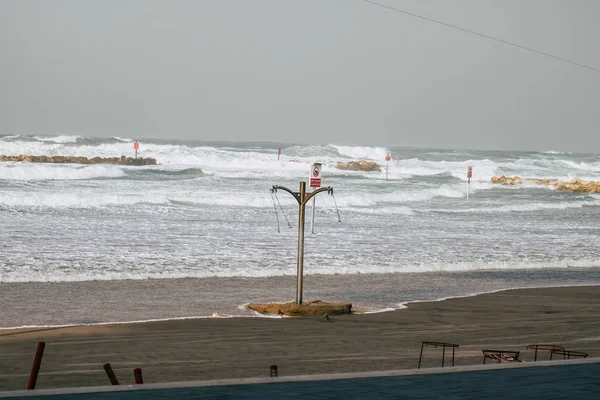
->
[418,341,459,369]
[550,349,588,360]
[526,344,564,361]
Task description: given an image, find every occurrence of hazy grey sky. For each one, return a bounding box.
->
[1,0,598,152]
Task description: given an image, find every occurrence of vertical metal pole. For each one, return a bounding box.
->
[296,181,306,305]
[310,189,316,234]
[467,178,470,199]
[418,343,424,369]
[452,346,455,366]
[386,164,388,180]
[441,345,445,367]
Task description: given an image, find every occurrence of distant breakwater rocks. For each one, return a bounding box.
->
[491,175,600,194]
[0,154,157,166]
[336,160,381,172]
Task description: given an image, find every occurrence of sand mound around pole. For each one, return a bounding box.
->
[247,300,352,317]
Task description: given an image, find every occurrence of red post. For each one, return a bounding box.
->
[27,341,46,390]
[270,364,278,377]
[103,363,120,385]
[134,368,144,384]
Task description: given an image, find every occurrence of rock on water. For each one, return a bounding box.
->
[0,154,157,166]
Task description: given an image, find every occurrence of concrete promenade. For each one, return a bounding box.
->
[1,358,598,399]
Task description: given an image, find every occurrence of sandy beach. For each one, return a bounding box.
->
[0,285,598,391]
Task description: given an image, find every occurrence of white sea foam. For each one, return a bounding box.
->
[385,158,499,182]
[0,164,125,181]
[0,192,168,208]
[33,135,81,143]
[330,145,388,160]
[396,284,597,310]
[560,160,600,172]
[2,137,595,185]
[2,259,598,283]
[544,150,567,154]
[2,135,600,294]
[0,134,21,140]
[0,314,239,331]
[350,206,414,215]
[169,193,281,208]
[423,200,598,214]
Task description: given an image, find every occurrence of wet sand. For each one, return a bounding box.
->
[0,286,598,391]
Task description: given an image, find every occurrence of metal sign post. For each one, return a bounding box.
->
[134,141,139,159]
[385,154,391,180]
[309,163,322,234]
[467,165,472,199]
[270,182,334,305]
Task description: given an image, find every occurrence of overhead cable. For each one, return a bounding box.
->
[362,0,600,73]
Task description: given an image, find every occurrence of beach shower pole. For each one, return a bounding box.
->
[297,183,307,304]
[271,182,334,305]
[311,190,316,234]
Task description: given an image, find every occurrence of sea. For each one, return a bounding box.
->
[1,134,599,329]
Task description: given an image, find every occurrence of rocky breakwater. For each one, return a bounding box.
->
[491,175,600,194]
[0,154,157,166]
[490,175,524,185]
[336,160,381,172]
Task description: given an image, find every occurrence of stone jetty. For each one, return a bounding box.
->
[491,175,600,194]
[336,160,381,172]
[0,154,157,166]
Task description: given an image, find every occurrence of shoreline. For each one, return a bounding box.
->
[1,285,599,390]
[3,263,599,284]
[1,282,599,331]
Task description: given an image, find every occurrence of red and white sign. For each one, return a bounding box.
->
[309,163,322,188]
[467,166,472,179]
[385,154,391,162]
[134,141,140,150]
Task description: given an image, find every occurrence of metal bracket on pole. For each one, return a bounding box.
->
[271,182,334,305]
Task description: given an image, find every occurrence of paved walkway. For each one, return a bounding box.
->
[1,358,598,399]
